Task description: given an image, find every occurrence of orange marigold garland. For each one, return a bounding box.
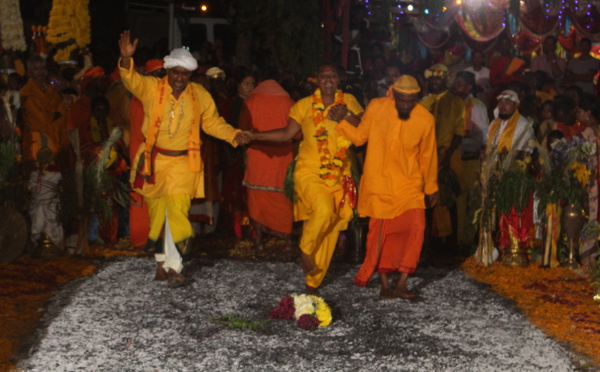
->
[312,88,350,186]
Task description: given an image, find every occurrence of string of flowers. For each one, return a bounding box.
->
[269,294,332,331]
[312,88,351,187]
[0,0,27,52]
[46,0,91,62]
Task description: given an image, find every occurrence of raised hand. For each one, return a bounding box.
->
[119,30,138,60]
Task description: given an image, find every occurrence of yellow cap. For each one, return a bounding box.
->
[424,63,449,79]
[389,75,421,95]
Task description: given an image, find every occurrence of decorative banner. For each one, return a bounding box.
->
[412,18,451,49]
[47,0,91,62]
[0,0,27,52]
[519,1,559,37]
[420,0,460,31]
[569,0,600,37]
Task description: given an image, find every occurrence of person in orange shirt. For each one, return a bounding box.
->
[336,75,439,299]
[239,67,295,250]
[20,55,69,169]
[248,63,363,294]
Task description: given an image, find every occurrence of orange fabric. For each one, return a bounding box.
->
[354,209,426,286]
[106,81,132,145]
[128,96,149,248]
[144,59,164,74]
[246,189,293,234]
[336,99,438,219]
[67,95,92,148]
[20,79,69,161]
[239,80,295,234]
[80,66,105,91]
[240,80,295,189]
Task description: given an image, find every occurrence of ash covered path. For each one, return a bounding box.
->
[19,258,579,371]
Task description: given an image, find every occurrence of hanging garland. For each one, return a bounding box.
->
[0,0,27,52]
[311,89,350,187]
[46,0,91,62]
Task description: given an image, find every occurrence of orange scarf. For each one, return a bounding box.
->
[143,78,201,175]
[487,110,520,153]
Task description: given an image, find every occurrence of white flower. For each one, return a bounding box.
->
[292,294,316,320]
[582,141,596,156]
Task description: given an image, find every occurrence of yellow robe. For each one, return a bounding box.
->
[421,90,466,238]
[119,61,239,250]
[289,93,363,288]
[120,62,239,200]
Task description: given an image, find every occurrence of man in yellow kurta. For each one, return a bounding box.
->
[336,75,439,299]
[420,63,465,253]
[250,63,363,294]
[118,31,248,287]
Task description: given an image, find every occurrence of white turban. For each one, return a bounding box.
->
[163,48,198,71]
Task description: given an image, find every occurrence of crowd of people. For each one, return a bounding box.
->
[1,30,600,296]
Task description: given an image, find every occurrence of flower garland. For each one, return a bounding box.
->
[269,294,332,331]
[46,0,91,62]
[0,0,27,51]
[312,88,351,187]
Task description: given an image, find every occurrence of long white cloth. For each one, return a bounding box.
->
[155,211,183,274]
[29,169,64,247]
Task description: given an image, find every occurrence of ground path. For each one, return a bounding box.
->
[16,257,584,371]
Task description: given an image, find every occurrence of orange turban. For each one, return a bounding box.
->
[387,75,420,98]
[81,66,105,90]
[145,59,164,74]
[107,68,120,85]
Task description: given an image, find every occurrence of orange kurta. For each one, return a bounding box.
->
[336,99,438,285]
[239,80,295,234]
[20,79,69,163]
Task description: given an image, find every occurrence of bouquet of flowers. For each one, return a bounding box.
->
[540,136,596,210]
[268,294,332,331]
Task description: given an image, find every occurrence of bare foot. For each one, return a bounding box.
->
[155,262,167,281]
[301,252,315,275]
[305,285,320,296]
[167,269,192,288]
[380,287,394,299]
[394,288,419,300]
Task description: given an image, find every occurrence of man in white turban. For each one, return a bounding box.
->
[118,31,250,288]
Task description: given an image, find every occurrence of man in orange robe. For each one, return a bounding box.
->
[20,56,69,169]
[239,68,295,250]
[128,59,165,250]
[336,75,439,299]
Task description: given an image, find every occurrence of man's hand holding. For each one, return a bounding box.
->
[425,192,439,208]
[234,131,253,146]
